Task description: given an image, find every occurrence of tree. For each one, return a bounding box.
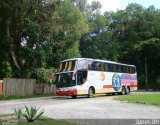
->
[0,0,89,79]
[134,38,160,90]
[0,0,56,78]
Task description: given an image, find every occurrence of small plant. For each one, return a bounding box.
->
[22,106,44,122]
[13,108,22,119]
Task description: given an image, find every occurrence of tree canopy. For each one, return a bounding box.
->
[0,0,160,90]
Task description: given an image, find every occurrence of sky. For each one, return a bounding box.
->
[88,0,160,13]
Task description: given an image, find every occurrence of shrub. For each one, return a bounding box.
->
[22,106,44,122]
[13,108,22,119]
[31,67,56,84]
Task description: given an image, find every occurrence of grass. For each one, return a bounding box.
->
[0,94,55,101]
[0,115,76,125]
[17,117,76,125]
[116,94,160,106]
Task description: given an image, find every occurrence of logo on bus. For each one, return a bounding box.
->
[112,73,121,91]
[100,72,105,81]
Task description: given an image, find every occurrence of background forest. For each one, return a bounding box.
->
[0,0,160,90]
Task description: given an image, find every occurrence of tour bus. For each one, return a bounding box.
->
[53,58,137,98]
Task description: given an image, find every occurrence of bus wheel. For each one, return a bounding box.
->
[121,86,126,95]
[71,95,77,99]
[125,86,130,95]
[88,87,94,98]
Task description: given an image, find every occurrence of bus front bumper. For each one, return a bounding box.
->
[56,89,77,96]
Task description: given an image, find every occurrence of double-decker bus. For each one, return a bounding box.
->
[53,58,137,98]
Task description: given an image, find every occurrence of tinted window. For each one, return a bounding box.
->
[77,71,87,85]
[108,64,113,72]
[89,61,100,70]
[104,63,108,71]
[116,65,122,73]
[55,72,76,87]
[58,60,76,72]
[100,63,105,71]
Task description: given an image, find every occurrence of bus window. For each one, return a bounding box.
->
[58,62,65,72]
[88,60,93,70]
[113,64,116,72]
[132,67,136,74]
[58,60,76,72]
[95,62,101,71]
[67,61,72,71]
[126,66,130,73]
[117,65,122,73]
[90,61,100,71]
[77,70,87,85]
[63,62,68,72]
[100,63,105,71]
[70,61,76,71]
[108,64,113,72]
[104,63,108,71]
[78,60,87,70]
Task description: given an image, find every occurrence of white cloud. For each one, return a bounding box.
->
[88,0,121,13]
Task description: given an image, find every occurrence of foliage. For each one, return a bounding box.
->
[0,0,160,90]
[30,67,56,83]
[0,0,89,79]
[13,108,22,119]
[22,106,44,122]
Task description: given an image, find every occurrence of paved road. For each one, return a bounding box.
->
[0,92,160,120]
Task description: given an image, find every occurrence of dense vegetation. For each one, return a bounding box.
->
[0,0,160,90]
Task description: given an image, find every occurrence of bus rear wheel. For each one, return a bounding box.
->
[88,87,94,98]
[125,86,130,94]
[121,86,126,95]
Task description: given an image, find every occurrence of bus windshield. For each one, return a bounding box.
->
[58,60,76,72]
[55,72,76,87]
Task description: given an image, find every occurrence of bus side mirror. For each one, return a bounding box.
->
[72,71,76,80]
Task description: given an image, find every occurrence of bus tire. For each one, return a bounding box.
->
[88,87,94,98]
[125,86,130,94]
[71,95,77,99]
[121,86,126,95]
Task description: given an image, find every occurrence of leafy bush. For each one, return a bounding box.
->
[31,67,56,84]
[22,106,44,122]
[13,106,44,122]
[13,108,22,119]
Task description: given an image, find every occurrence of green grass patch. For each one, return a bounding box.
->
[0,115,76,125]
[17,117,76,125]
[0,94,55,101]
[116,94,160,106]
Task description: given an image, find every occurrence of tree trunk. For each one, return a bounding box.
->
[145,56,148,91]
[6,20,21,71]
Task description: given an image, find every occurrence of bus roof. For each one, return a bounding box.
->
[61,58,135,67]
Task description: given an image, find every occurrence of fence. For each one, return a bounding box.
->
[3,78,36,97]
[2,78,56,97]
[0,80,2,95]
[35,84,56,95]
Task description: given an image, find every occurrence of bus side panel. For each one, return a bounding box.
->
[87,71,117,94]
[87,71,138,94]
[121,74,138,91]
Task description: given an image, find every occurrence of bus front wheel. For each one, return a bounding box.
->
[71,95,77,99]
[88,87,94,98]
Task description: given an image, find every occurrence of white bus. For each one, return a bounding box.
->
[53,58,137,98]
